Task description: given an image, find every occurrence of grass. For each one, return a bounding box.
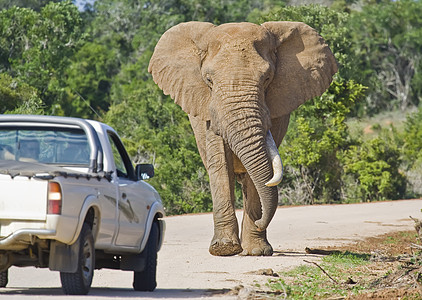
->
[347,107,416,141]
[266,252,370,299]
[263,230,422,299]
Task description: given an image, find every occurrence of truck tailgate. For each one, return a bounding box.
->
[0,174,48,221]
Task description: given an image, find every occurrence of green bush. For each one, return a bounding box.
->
[400,107,422,197]
[342,131,406,201]
[279,79,366,205]
[402,108,422,167]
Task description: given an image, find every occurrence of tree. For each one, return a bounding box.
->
[348,0,422,112]
[0,1,85,115]
[64,42,120,118]
[0,0,56,11]
[0,73,44,114]
[0,6,38,72]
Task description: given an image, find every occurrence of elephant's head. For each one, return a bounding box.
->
[149,21,337,230]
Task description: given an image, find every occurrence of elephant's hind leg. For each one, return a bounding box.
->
[238,173,273,256]
[206,130,242,256]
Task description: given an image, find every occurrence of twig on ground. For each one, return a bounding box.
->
[305,247,342,255]
[303,259,339,284]
[410,216,422,240]
[410,243,422,250]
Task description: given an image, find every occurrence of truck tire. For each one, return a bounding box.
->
[0,270,8,288]
[60,223,95,295]
[133,221,159,291]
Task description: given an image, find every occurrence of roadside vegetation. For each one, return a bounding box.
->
[260,229,422,299]
[0,0,421,214]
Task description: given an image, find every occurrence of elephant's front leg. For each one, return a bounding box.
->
[206,129,242,256]
[238,173,273,256]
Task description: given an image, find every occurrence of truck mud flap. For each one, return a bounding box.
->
[49,240,80,273]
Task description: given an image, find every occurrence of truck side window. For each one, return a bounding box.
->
[108,136,127,177]
[107,132,135,180]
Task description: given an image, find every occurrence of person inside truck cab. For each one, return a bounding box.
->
[0,144,14,160]
[61,141,90,164]
[18,139,40,162]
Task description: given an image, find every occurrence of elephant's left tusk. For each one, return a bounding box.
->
[264,131,283,187]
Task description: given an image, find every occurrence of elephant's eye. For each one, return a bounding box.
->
[206,76,213,87]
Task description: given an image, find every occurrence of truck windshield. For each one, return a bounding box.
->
[0,127,90,165]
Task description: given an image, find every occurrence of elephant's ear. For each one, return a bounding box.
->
[262,21,338,118]
[148,22,215,120]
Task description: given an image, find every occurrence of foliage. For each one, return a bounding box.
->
[279,79,367,204]
[0,73,44,114]
[0,1,85,115]
[64,42,120,118]
[401,107,422,167]
[348,0,422,114]
[0,0,56,11]
[342,130,406,202]
[399,107,422,197]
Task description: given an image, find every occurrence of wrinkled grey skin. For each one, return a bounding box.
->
[149,21,337,256]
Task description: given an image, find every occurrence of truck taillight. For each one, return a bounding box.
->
[48,182,62,214]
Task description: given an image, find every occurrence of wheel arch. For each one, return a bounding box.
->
[69,195,101,245]
[139,202,165,253]
[83,206,100,244]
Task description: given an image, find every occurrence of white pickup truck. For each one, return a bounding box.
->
[0,115,165,295]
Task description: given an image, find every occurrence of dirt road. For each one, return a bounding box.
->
[2,199,422,299]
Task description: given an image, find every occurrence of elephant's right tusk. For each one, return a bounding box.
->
[264,131,283,187]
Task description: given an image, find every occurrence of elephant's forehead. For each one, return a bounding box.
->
[211,23,269,43]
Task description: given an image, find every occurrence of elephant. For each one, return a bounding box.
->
[148,21,337,256]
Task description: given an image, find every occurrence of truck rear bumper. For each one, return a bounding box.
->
[0,229,56,247]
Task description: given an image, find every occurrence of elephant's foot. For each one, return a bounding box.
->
[209,235,242,256]
[240,239,273,256]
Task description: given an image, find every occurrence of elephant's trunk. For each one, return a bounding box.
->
[235,130,279,231]
[215,93,281,231]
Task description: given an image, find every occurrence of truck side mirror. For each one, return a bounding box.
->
[135,164,154,180]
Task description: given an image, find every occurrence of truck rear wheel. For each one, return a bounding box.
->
[133,221,158,291]
[60,223,95,295]
[0,270,8,288]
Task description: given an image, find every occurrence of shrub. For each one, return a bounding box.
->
[401,108,422,167]
[342,131,406,201]
[400,107,422,197]
[278,79,366,205]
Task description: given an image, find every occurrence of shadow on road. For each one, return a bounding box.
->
[0,287,223,298]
